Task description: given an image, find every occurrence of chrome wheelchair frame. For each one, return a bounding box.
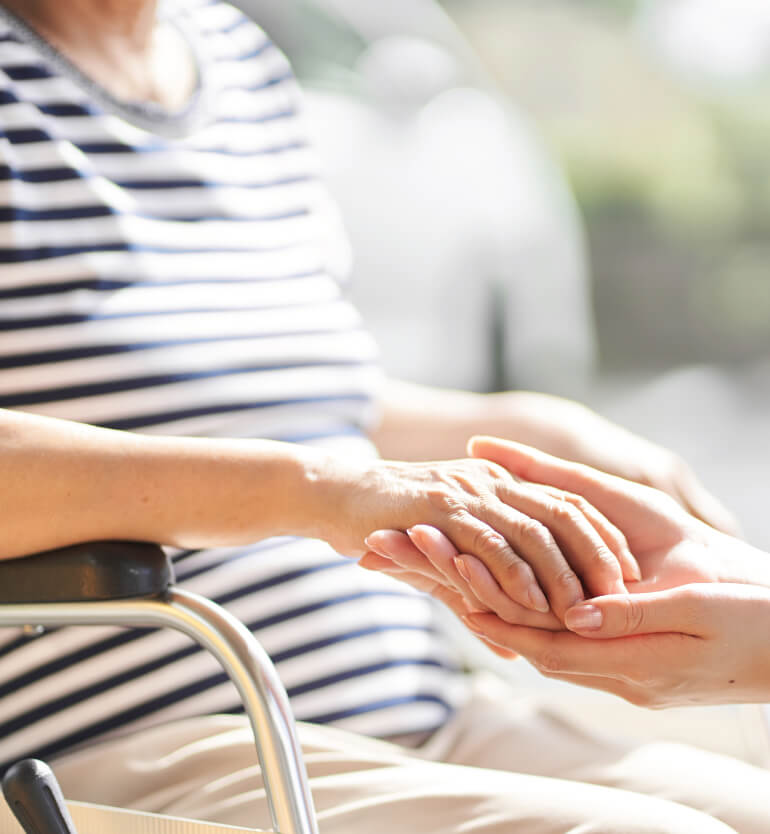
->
[0,541,319,834]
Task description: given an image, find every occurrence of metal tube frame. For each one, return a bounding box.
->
[0,588,318,834]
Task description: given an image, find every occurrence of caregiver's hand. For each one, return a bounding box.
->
[326,456,638,618]
[465,583,770,707]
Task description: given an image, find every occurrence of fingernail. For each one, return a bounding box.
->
[527,583,550,614]
[565,604,603,631]
[454,556,471,583]
[461,614,484,634]
[364,536,388,556]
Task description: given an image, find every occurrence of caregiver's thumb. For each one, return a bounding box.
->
[564,586,708,638]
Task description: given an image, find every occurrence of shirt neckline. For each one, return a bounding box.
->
[0,0,212,138]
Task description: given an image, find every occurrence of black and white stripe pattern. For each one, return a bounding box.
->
[0,0,466,771]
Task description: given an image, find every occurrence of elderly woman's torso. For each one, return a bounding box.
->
[0,0,466,771]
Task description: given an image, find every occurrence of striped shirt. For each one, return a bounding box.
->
[0,0,466,772]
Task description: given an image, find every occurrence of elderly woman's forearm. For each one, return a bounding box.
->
[0,409,334,559]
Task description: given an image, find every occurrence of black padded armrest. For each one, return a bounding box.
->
[0,541,174,604]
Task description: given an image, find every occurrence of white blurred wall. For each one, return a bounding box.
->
[235,0,597,394]
[304,37,595,394]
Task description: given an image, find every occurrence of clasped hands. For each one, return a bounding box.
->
[360,437,770,708]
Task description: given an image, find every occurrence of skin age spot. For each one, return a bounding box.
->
[728,680,736,684]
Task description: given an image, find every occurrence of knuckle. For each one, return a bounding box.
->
[549,500,581,525]
[567,493,591,513]
[551,565,580,593]
[427,487,463,515]
[622,598,645,633]
[473,492,499,516]
[516,517,550,547]
[469,524,507,558]
[499,558,535,592]
[561,493,594,519]
[534,648,564,675]
[589,544,620,575]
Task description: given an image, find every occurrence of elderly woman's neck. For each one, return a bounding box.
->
[3,0,158,51]
[1,0,196,109]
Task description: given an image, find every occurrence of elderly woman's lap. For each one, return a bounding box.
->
[52,714,740,834]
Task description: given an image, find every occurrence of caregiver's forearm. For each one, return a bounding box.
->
[372,380,739,536]
[370,379,585,461]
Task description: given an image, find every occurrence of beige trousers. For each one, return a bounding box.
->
[53,674,770,834]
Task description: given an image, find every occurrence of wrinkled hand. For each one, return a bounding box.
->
[362,438,718,625]
[468,437,765,593]
[328,455,638,619]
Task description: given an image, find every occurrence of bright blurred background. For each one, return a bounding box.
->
[448,0,770,371]
[235,0,770,552]
[440,0,770,553]
[233,0,770,759]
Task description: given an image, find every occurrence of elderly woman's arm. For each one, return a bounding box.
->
[0,410,637,621]
[0,409,337,558]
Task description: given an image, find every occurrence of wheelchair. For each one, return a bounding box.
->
[0,541,319,834]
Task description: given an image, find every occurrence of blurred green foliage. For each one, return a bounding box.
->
[443,0,770,369]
